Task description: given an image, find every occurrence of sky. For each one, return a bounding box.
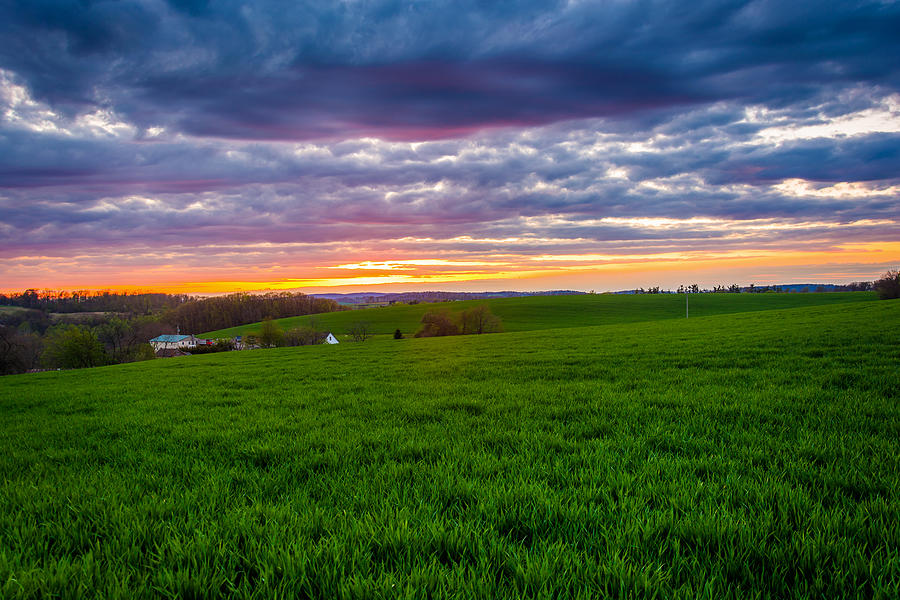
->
[1,0,899,294]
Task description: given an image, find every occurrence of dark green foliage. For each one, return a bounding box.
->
[95,315,168,363]
[1,313,166,374]
[0,307,52,334]
[40,324,108,369]
[0,326,42,374]
[95,316,133,360]
[1,300,898,598]
[874,269,900,300]
[394,328,404,339]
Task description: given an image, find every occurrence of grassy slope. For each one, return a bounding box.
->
[1,299,898,598]
[202,291,875,338]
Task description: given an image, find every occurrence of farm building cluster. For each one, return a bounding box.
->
[149,332,339,358]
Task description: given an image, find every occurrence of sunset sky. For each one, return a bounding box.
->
[1,1,899,294]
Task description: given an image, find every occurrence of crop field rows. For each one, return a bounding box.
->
[1,298,898,598]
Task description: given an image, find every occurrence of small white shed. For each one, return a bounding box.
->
[324,332,339,344]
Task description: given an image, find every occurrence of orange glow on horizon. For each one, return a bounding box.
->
[4,240,897,295]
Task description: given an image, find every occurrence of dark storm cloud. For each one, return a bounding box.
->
[2,0,899,289]
[2,1,898,140]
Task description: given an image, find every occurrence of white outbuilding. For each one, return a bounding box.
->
[324,333,339,344]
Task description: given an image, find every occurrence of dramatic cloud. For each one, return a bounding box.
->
[1,1,899,292]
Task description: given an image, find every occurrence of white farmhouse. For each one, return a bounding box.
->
[149,334,198,351]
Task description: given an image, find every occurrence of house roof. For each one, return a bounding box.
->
[150,334,191,342]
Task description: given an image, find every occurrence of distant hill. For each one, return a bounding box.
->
[615,283,873,294]
[315,285,873,303]
[202,291,877,339]
[311,290,585,305]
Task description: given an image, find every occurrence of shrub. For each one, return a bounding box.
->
[135,343,157,361]
[284,327,326,346]
[189,339,235,355]
[42,325,108,369]
[258,318,285,348]
[415,306,503,337]
[414,310,459,337]
[460,305,503,334]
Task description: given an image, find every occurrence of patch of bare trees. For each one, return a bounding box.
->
[415,305,503,338]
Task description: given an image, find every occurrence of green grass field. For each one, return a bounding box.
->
[202,291,876,339]
[1,297,898,598]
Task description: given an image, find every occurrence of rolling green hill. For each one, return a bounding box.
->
[2,299,898,598]
[201,291,876,338]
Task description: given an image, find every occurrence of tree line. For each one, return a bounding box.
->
[0,316,168,375]
[0,291,344,375]
[633,280,878,294]
[165,292,342,334]
[0,289,191,313]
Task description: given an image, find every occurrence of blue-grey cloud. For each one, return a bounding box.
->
[2,1,899,140]
[1,1,899,291]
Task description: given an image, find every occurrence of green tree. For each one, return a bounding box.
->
[96,316,133,362]
[258,318,284,348]
[135,344,156,362]
[0,326,42,375]
[42,325,107,369]
[460,305,503,335]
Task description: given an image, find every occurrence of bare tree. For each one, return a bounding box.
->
[415,310,459,337]
[875,269,900,299]
[346,321,373,342]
